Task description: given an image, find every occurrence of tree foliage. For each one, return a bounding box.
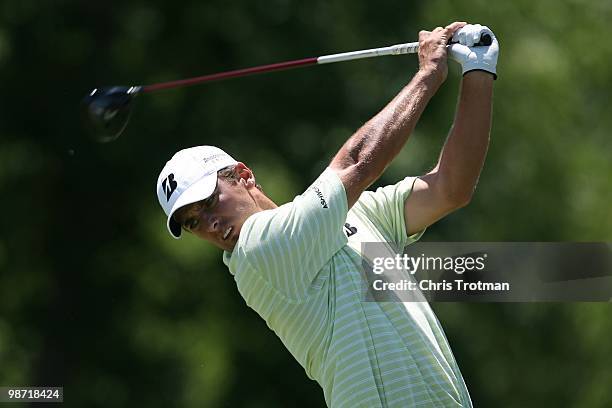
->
[0,0,610,406]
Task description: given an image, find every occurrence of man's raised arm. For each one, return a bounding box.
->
[330,22,468,209]
[404,24,498,235]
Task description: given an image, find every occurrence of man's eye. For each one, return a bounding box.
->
[185,218,199,231]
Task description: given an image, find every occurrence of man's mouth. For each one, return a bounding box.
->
[223,226,233,240]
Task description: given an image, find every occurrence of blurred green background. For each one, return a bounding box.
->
[1,0,611,406]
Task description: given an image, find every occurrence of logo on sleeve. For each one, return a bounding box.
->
[162,173,178,201]
[343,222,357,237]
[312,186,328,209]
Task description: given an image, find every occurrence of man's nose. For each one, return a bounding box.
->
[204,213,219,233]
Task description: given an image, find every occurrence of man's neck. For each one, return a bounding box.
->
[256,193,278,211]
[250,188,278,212]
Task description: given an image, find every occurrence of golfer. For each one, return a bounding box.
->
[156,22,498,407]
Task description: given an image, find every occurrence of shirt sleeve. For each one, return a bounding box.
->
[352,176,425,250]
[237,168,348,299]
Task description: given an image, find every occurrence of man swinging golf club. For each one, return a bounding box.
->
[156,22,498,407]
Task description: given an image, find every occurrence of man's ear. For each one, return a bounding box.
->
[235,162,256,187]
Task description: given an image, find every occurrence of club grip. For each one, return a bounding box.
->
[476,33,492,46]
[449,33,492,47]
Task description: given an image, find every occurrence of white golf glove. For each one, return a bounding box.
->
[449,24,499,79]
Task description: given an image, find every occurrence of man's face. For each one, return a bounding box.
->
[172,168,262,251]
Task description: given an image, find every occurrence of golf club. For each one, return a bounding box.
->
[82,34,491,143]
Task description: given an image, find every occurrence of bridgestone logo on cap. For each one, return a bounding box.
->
[162,173,178,201]
[202,153,224,164]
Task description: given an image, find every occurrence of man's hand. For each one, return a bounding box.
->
[417,22,467,85]
[449,24,499,79]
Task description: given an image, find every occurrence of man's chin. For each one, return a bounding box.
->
[220,234,239,252]
[227,234,239,251]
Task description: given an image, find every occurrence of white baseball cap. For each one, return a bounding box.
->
[156,146,238,239]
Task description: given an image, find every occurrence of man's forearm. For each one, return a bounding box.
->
[435,71,494,204]
[332,69,442,204]
[346,70,440,178]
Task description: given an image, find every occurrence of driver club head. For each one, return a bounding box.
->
[81,86,141,143]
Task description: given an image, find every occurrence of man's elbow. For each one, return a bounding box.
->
[454,191,474,209]
[443,185,474,210]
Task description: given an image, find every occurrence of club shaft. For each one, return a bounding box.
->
[317,42,419,64]
[143,57,318,93]
[142,42,420,93]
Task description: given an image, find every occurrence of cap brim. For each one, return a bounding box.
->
[166,173,218,239]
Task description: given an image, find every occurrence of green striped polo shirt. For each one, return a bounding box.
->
[223,168,472,407]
